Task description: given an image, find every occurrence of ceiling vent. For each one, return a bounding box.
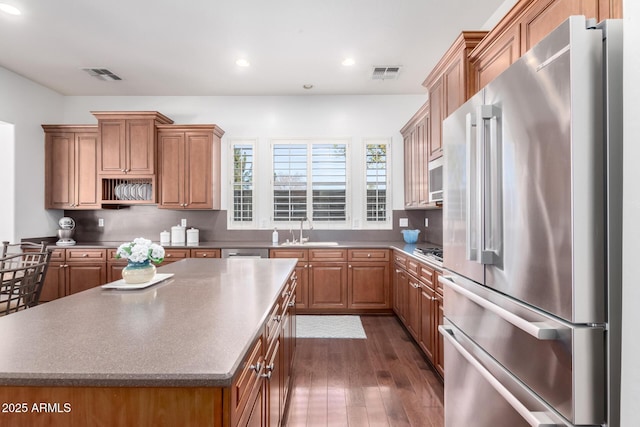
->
[82,68,122,81]
[371,66,401,80]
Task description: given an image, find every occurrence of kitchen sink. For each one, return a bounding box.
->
[279,241,339,246]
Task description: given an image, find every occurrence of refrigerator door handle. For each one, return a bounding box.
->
[441,275,560,340]
[477,104,501,265]
[465,112,479,261]
[439,325,560,427]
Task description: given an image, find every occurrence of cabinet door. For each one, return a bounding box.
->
[126,119,155,174]
[45,132,75,209]
[98,119,126,174]
[107,263,125,282]
[403,131,416,208]
[520,0,602,55]
[435,292,445,378]
[75,132,100,208]
[406,278,421,339]
[66,263,107,295]
[39,263,64,302]
[393,268,408,322]
[419,284,436,363]
[444,56,465,118]
[308,262,347,309]
[416,115,430,207]
[294,262,308,309]
[190,249,221,258]
[428,77,444,161]
[348,262,390,309]
[184,132,213,209]
[158,131,186,208]
[265,337,281,427]
[472,23,521,91]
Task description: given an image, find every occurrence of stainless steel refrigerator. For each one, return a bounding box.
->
[439,16,622,427]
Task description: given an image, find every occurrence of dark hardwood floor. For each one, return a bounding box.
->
[285,315,444,427]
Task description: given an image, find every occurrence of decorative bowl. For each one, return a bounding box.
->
[401,229,421,244]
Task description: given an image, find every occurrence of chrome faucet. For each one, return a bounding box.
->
[300,217,313,243]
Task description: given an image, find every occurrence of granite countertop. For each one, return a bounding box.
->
[0,258,296,387]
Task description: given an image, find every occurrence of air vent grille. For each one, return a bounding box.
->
[371,66,401,80]
[82,68,122,81]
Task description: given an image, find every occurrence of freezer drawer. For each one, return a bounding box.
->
[439,322,599,427]
[440,273,605,425]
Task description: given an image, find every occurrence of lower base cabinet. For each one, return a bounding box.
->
[39,249,106,302]
[271,248,391,313]
[393,250,444,379]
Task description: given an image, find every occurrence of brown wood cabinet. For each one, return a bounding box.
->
[469,0,622,92]
[92,111,173,176]
[271,248,391,313]
[423,31,487,162]
[392,249,444,379]
[43,125,100,210]
[40,249,107,301]
[157,125,224,210]
[347,249,391,310]
[270,249,309,310]
[400,102,430,209]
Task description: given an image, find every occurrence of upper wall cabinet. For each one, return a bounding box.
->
[422,32,487,161]
[469,0,622,92]
[92,111,173,176]
[43,125,100,210]
[157,125,224,210]
[400,102,429,209]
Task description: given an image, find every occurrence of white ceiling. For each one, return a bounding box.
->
[0,0,508,96]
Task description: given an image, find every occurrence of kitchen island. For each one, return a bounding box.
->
[0,258,297,426]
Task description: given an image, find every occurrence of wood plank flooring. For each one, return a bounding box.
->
[285,316,444,427]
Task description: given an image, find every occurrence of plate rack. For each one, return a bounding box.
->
[101,176,156,204]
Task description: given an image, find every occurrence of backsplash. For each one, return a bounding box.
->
[65,207,443,245]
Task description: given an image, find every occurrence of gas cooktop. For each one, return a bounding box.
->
[413,247,443,266]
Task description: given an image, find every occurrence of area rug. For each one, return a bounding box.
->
[296,315,367,339]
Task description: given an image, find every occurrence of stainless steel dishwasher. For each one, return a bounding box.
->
[221,248,270,258]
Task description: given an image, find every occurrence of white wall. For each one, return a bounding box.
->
[621,1,640,425]
[0,67,65,242]
[482,0,519,30]
[0,122,15,242]
[62,95,427,215]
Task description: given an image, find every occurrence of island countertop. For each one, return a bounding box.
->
[0,258,296,388]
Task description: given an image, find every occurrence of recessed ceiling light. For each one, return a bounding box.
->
[235,58,250,67]
[342,58,355,67]
[0,3,21,15]
[303,84,313,90]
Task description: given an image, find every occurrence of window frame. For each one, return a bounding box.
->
[361,138,392,230]
[269,138,351,230]
[227,139,258,229]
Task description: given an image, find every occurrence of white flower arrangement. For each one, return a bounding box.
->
[116,237,165,264]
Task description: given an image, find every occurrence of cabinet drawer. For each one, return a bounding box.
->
[419,263,434,285]
[269,249,308,261]
[265,303,282,345]
[66,249,106,262]
[163,249,190,261]
[407,258,420,276]
[190,249,221,258]
[49,249,65,261]
[107,248,125,262]
[309,249,347,262]
[348,248,390,262]
[393,250,407,268]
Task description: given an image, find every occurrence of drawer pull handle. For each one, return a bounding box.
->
[288,301,295,308]
[249,362,262,374]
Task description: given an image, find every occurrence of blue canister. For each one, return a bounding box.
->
[401,229,420,244]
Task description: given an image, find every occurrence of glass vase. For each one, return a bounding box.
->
[122,260,156,284]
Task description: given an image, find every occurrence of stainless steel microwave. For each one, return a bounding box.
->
[428,157,443,203]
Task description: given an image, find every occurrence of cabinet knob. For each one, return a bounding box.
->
[167,254,172,257]
[261,371,272,380]
[121,169,126,172]
[202,254,208,257]
[288,301,295,307]
[82,253,88,257]
[367,253,371,258]
[349,265,352,268]
[249,362,262,374]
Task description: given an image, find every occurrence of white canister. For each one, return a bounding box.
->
[160,230,171,245]
[171,225,185,245]
[186,228,199,246]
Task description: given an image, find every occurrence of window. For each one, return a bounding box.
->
[272,140,348,224]
[365,142,389,222]
[230,141,256,226]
